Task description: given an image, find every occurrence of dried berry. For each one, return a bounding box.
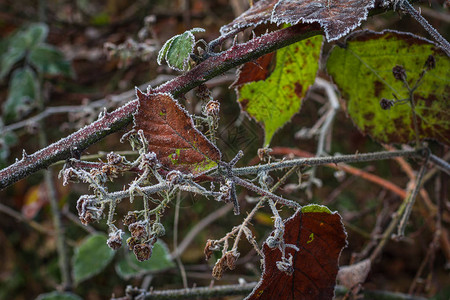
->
[380,98,395,110]
[76,197,102,225]
[123,212,138,226]
[133,243,153,262]
[392,65,407,81]
[129,222,148,239]
[107,230,124,250]
[424,55,435,71]
[126,236,140,250]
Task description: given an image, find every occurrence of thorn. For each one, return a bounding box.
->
[22,149,29,160]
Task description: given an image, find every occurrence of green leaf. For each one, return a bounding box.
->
[0,23,48,79]
[115,240,175,280]
[72,234,115,284]
[301,204,332,214]
[237,35,323,146]
[326,30,450,145]
[36,291,82,300]
[28,44,73,77]
[157,28,205,72]
[3,67,38,121]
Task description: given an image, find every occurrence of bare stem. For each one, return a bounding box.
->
[232,149,420,176]
[400,1,450,56]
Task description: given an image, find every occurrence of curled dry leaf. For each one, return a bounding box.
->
[133,90,221,175]
[246,205,347,300]
[337,258,371,290]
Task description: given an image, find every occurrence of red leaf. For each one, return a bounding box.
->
[220,0,276,35]
[221,0,375,41]
[134,90,221,175]
[246,205,347,300]
[231,52,277,88]
[272,0,375,41]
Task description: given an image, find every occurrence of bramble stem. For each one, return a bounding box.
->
[232,149,420,176]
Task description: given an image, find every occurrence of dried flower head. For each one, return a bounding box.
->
[392,65,407,81]
[204,100,220,117]
[380,98,395,110]
[133,243,153,262]
[129,221,148,239]
[107,230,124,250]
[225,250,240,270]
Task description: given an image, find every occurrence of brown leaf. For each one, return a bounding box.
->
[134,90,221,175]
[246,205,347,300]
[221,0,375,41]
[272,0,375,41]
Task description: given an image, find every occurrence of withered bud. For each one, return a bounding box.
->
[61,168,79,186]
[204,239,217,261]
[257,147,273,161]
[133,243,153,262]
[123,212,138,226]
[76,197,102,225]
[107,152,123,165]
[126,236,140,250]
[129,222,148,239]
[107,230,124,250]
[392,65,407,81]
[380,98,395,110]
[424,55,435,71]
[204,100,220,117]
[225,251,240,270]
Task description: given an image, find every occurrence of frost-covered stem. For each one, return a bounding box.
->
[429,154,450,175]
[400,1,450,56]
[233,149,420,176]
[231,166,301,252]
[233,176,300,208]
[173,191,188,288]
[396,158,428,237]
[0,23,321,190]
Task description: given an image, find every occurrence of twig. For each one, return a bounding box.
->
[111,283,428,300]
[396,157,428,237]
[233,149,421,176]
[429,154,450,175]
[173,191,188,289]
[400,1,450,56]
[171,204,232,260]
[0,203,53,235]
[271,147,408,198]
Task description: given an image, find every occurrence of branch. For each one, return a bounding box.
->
[0,23,322,190]
[232,149,421,176]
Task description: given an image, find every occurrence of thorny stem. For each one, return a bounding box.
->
[400,1,450,56]
[233,149,421,176]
